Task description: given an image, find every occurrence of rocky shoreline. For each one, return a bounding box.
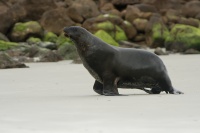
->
[0,0,200,68]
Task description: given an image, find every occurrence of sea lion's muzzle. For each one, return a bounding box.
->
[63,27,70,37]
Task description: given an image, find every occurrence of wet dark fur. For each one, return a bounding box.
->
[64,26,183,96]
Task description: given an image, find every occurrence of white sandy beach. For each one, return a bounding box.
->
[0,54,200,133]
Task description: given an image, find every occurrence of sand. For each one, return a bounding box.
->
[0,54,200,133]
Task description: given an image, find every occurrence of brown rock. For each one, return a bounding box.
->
[135,4,157,13]
[100,3,121,16]
[66,6,84,23]
[21,0,57,20]
[68,0,100,20]
[0,3,26,34]
[182,1,200,18]
[133,18,148,32]
[125,5,141,23]
[178,17,200,28]
[40,8,75,34]
[165,9,181,23]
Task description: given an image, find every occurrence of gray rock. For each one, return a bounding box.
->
[38,42,57,50]
[183,49,200,55]
[154,47,169,55]
[0,32,9,41]
[0,52,28,69]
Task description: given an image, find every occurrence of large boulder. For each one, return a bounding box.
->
[165,24,200,52]
[40,8,75,35]
[67,0,100,21]
[133,18,148,32]
[0,3,26,34]
[21,0,57,20]
[10,21,43,42]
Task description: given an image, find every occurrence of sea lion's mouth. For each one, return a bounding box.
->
[64,33,69,37]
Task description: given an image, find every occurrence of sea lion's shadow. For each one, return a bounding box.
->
[81,93,167,97]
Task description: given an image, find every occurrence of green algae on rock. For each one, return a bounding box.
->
[152,23,170,47]
[43,32,58,43]
[56,33,73,46]
[94,30,119,46]
[0,40,19,51]
[165,24,200,52]
[96,21,127,41]
[27,37,42,45]
[10,21,43,42]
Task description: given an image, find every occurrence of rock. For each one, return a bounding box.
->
[0,8,15,34]
[0,32,9,41]
[183,49,200,54]
[21,0,57,20]
[40,50,62,62]
[165,9,181,23]
[135,4,157,13]
[67,0,100,20]
[195,12,200,20]
[66,7,83,23]
[125,5,141,23]
[118,40,146,49]
[95,21,128,42]
[56,33,73,46]
[0,3,26,34]
[94,30,119,46]
[154,47,168,55]
[0,52,28,69]
[165,24,200,52]
[133,18,148,32]
[100,3,121,16]
[146,14,169,48]
[10,21,43,42]
[134,34,146,42]
[142,0,182,11]
[57,43,78,60]
[178,17,200,28]
[72,57,82,64]
[23,45,62,62]
[26,37,42,45]
[43,32,58,43]
[0,40,19,51]
[38,42,57,50]
[121,20,137,40]
[182,1,200,18]
[84,14,132,41]
[40,8,75,34]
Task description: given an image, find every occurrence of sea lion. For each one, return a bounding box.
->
[63,26,184,96]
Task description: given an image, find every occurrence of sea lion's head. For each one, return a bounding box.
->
[63,26,94,53]
[63,26,92,44]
